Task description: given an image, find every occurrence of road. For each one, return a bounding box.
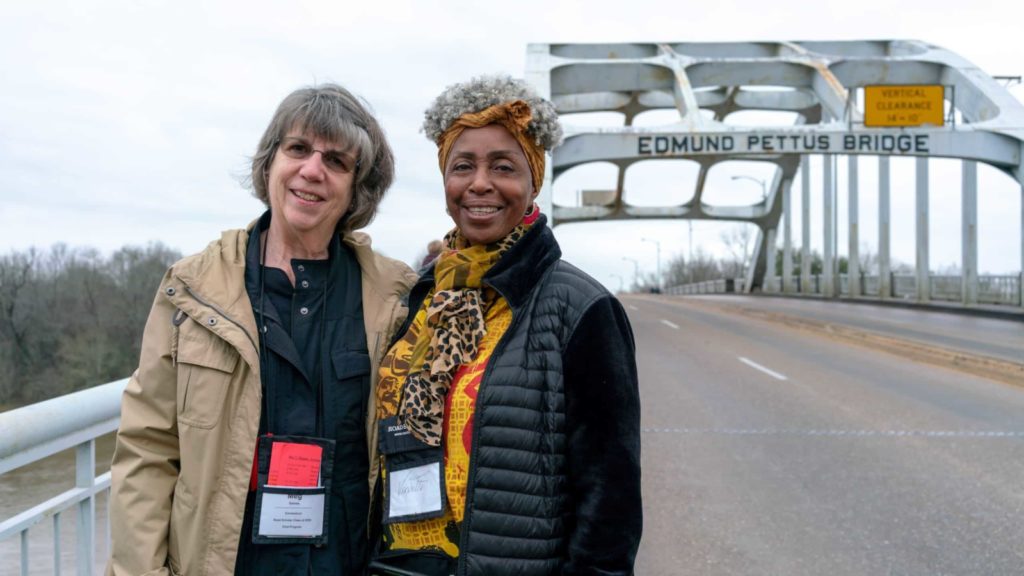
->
[626,295,1024,575]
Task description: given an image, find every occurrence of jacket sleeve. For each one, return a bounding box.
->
[562,295,642,576]
[106,277,180,576]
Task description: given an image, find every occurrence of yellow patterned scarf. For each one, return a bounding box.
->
[391,222,530,446]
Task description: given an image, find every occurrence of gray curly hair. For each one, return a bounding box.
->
[422,75,563,150]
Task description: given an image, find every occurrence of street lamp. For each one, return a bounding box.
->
[622,257,640,288]
[731,175,767,201]
[687,220,694,284]
[609,273,624,293]
[641,238,662,291]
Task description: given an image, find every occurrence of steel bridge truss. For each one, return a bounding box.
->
[526,41,1024,300]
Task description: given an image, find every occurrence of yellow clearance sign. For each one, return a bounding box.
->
[864,85,945,127]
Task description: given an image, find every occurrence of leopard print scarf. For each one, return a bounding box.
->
[397,222,530,446]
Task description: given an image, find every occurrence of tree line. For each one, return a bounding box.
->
[633,225,914,292]
[0,243,180,408]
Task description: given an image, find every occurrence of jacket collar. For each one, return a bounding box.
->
[485,214,561,310]
[414,214,561,312]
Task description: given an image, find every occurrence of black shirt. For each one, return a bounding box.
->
[236,211,371,576]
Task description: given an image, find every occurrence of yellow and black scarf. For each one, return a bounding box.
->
[378,222,530,446]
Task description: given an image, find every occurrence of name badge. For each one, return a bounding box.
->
[378,416,446,523]
[251,435,335,545]
[388,462,442,519]
[257,490,326,537]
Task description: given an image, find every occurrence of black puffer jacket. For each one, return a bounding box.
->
[401,217,643,576]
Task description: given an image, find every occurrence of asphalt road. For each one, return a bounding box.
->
[625,295,1024,575]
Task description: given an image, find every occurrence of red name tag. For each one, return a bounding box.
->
[268,442,322,487]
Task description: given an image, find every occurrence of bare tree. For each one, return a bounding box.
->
[720,224,755,278]
[0,243,180,407]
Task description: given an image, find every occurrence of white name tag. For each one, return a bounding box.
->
[257,491,325,537]
[389,461,442,518]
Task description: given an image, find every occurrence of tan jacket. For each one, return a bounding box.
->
[107,223,416,576]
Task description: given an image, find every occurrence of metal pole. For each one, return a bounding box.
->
[848,155,860,298]
[622,257,639,288]
[656,243,662,290]
[783,177,794,293]
[688,220,694,283]
[21,530,28,576]
[764,227,778,292]
[823,154,836,298]
[609,274,624,293]
[879,156,891,300]
[916,157,930,302]
[54,514,62,576]
[962,161,978,305]
[801,157,811,293]
[642,238,662,290]
[76,440,95,576]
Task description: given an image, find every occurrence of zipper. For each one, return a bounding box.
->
[183,285,260,355]
[455,290,518,576]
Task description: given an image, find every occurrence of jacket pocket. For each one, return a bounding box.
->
[176,323,239,429]
[167,480,195,576]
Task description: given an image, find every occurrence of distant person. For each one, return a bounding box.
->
[419,239,443,269]
[107,84,417,576]
[369,75,642,576]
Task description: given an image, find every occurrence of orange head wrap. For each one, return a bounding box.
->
[436,99,546,194]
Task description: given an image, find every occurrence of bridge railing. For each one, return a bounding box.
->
[669,273,1023,307]
[664,277,747,295]
[0,379,127,576]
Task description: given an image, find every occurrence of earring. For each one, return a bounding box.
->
[524,203,536,217]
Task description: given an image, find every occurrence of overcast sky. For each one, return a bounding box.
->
[1,0,1022,291]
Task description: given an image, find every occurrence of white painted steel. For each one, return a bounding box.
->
[76,442,95,576]
[0,379,126,475]
[823,155,836,297]
[963,161,979,305]
[783,173,794,293]
[0,380,125,576]
[916,158,931,302]
[848,156,860,298]
[879,157,892,299]
[764,227,778,293]
[801,158,812,294]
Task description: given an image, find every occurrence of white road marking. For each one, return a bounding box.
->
[660,319,680,330]
[627,305,638,311]
[738,357,788,381]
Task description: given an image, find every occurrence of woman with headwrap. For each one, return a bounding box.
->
[369,76,642,576]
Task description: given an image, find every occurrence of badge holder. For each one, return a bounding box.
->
[251,435,336,545]
[378,416,446,524]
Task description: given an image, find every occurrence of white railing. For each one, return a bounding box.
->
[0,379,127,576]
[664,277,747,295]
[665,273,1023,307]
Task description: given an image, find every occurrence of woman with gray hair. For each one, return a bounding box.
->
[370,76,642,576]
[107,84,417,576]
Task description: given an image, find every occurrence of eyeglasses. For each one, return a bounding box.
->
[277,136,359,174]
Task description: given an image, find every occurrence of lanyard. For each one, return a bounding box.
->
[257,229,329,438]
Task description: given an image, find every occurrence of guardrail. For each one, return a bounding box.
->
[0,379,127,576]
[670,273,1023,308]
[664,277,747,295]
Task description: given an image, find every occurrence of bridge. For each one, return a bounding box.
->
[527,40,1024,307]
[3,41,1024,575]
